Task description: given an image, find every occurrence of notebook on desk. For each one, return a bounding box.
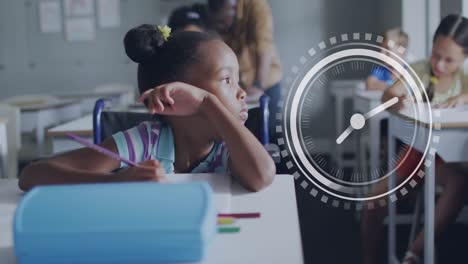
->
[432,107,468,126]
[166,173,232,213]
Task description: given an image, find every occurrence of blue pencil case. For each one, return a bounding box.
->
[14,182,217,263]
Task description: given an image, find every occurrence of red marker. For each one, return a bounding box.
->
[218,212,261,219]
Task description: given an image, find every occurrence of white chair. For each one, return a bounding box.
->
[0,104,21,178]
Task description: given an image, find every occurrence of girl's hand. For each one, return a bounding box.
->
[138,82,209,116]
[393,95,411,111]
[115,160,167,182]
[435,94,467,108]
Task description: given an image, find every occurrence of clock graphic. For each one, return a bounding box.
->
[278,33,436,209]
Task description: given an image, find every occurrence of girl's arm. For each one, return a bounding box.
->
[19,139,166,191]
[139,82,275,191]
[200,94,275,191]
[382,80,408,111]
[366,76,387,91]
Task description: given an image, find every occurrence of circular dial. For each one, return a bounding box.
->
[279,34,433,208]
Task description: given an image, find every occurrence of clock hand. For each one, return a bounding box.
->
[364,96,399,119]
[336,125,354,145]
[336,112,366,145]
[336,98,397,145]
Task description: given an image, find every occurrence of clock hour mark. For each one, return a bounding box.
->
[316,75,328,88]
[390,156,400,169]
[331,64,345,77]
[302,116,313,127]
[334,169,345,180]
[316,155,327,168]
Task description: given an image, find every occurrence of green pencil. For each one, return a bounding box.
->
[218,226,241,233]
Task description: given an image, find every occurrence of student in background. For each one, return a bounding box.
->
[362,14,468,264]
[19,25,275,192]
[366,28,409,91]
[365,29,409,170]
[168,3,209,33]
[207,0,282,144]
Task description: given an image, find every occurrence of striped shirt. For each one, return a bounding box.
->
[112,121,230,173]
[410,60,468,105]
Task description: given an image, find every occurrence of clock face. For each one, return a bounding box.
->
[279,34,433,209]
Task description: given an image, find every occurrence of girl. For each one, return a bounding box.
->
[362,14,468,264]
[19,25,275,192]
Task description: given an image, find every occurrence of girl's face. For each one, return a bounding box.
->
[185,39,248,123]
[430,35,466,77]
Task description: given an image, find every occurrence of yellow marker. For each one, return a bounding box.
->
[217,217,236,225]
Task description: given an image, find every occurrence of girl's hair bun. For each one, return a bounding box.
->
[123,24,167,64]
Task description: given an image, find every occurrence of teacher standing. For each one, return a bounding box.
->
[208,0,283,143]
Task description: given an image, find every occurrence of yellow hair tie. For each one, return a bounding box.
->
[157,25,172,42]
[430,76,439,85]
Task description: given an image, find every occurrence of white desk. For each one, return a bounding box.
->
[47,107,153,153]
[387,106,468,264]
[55,90,135,114]
[0,118,8,178]
[0,174,303,264]
[330,80,365,169]
[47,114,93,154]
[9,99,82,155]
[353,90,386,172]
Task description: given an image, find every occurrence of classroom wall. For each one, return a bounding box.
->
[402,0,428,61]
[270,0,388,139]
[441,0,462,18]
[0,0,404,145]
[0,0,399,101]
[378,0,402,32]
[0,0,161,100]
[0,0,398,143]
[271,0,384,74]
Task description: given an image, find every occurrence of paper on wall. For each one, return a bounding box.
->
[39,1,62,33]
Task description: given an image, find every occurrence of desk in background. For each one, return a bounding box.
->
[353,89,386,172]
[387,106,468,264]
[0,174,303,264]
[47,114,93,154]
[330,80,364,169]
[55,90,135,114]
[47,106,151,154]
[10,99,82,155]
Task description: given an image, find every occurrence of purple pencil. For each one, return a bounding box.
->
[65,132,139,167]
